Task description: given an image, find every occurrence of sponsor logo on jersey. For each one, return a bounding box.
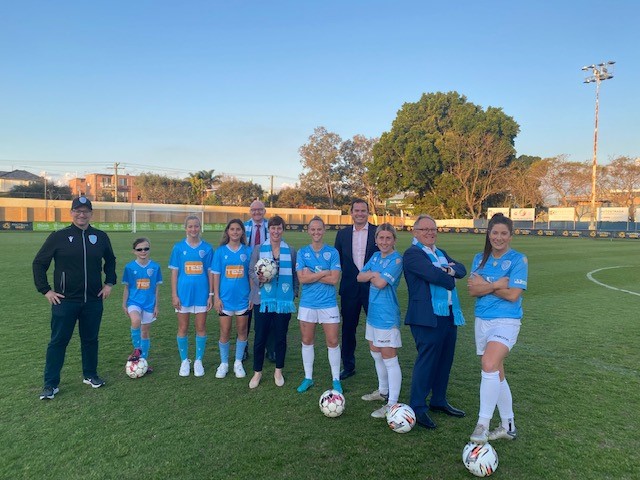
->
[184,261,203,275]
[225,265,244,278]
[514,278,527,286]
[136,278,151,290]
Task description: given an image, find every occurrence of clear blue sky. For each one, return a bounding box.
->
[1,1,637,191]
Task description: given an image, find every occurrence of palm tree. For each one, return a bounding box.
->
[187,169,222,204]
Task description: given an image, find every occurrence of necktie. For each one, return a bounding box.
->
[254,224,261,246]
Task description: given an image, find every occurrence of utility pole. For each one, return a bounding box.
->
[108,162,121,202]
[582,61,615,230]
[269,175,274,207]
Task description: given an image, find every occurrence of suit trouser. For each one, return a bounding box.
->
[44,300,103,388]
[339,288,369,373]
[409,313,457,415]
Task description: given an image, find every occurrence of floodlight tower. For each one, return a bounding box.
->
[582,61,615,230]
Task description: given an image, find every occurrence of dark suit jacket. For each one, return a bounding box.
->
[334,223,379,297]
[403,244,466,327]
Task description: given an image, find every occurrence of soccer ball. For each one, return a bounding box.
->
[386,403,416,433]
[319,389,345,418]
[462,442,499,477]
[254,258,277,282]
[125,357,148,378]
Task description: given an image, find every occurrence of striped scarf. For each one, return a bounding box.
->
[259,241,296,313]
[412,238,465,326]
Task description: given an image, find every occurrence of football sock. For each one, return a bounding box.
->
[130,327,141,350]
[195,335,207,361]
[141,338,150,359]
[478,370,501,427]
[383,356,401,405]
[497,378,515,429]
[301,343,314,379]
[177,336,188,361]
[219,341,230,364]
[327,346,341,381]
[235,340,248,362]
[370,350,389,395]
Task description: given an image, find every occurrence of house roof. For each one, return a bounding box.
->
[0,169,43,181]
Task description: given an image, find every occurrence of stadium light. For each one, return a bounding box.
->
[582,61,615,230]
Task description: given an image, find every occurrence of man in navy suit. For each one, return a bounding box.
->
[334,199,378,380]
[404,214,466,429]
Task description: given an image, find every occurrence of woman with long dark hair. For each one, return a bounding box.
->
[467,213,528,443]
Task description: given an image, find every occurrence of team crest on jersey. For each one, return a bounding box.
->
[88,235,97,244]
[264,283,273,293]
[323,252,331,260]
[281,283,290,293]
[147,268,154,277]
[199,250,206,258]
[68,236,74,243]
[240,254,247,262]
[501,260,511,270]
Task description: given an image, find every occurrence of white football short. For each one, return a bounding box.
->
[220,308,250,317]
[365,323,402,348]
[297,306,340,324]
[475,317,521,355]
[175,305,209,314]
[127,305,156,325]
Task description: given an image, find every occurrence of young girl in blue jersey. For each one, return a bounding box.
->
[212,219,252,379]
[468,213,528,443]
[122,237,163,371]
[295,217,342,394]
[169,215,214,377]
[357,223,404,419]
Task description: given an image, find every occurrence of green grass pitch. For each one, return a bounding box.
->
[1,231,639,479]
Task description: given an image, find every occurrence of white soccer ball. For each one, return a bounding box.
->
[125,357,148,378]
[386,403,416,433]
[462,442,499,477]
[254,258,277,282]
[319,389,345,418]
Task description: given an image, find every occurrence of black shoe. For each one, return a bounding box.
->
[429,403,466,418]
[339,369,356,380]
[39,386,59,400]
[83,376,105,388]
[416,411,437,429]
[266,351,276,363]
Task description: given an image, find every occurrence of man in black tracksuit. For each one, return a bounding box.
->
[33,196,117,400]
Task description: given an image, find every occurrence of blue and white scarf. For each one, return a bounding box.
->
[412,238,465,326]
[259,241,296,314]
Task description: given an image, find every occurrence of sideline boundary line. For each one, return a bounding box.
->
[586,266,640,297]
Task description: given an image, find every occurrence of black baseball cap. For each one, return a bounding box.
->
[71,196,93,210]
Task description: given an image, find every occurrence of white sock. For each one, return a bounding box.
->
[497,378,515,430]
[327,346,341,381]
[478,370,501,427]
[370,350,388,394]
[383,356,401,405]
[301,343,314,379]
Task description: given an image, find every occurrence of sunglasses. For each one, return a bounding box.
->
[135,247,150,252]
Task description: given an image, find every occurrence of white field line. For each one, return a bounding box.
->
[586,266,640,297]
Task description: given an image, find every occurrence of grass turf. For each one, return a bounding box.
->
[1,231,639,479]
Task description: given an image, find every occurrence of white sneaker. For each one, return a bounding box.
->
[215,362,229,378]
[233,360,246,378]
[194,359,205,377]
[179,359,191,377]
[361,389,389,401]
[470,424,489,443]
[371,405,389,418]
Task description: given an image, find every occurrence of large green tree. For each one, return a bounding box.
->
[299,127,343,209]
[338,135,379,214]
[135,173,190,204]
[9,182,71,200]
[214,179,264,206]
[187,169,222,204]
[370,91,520,217]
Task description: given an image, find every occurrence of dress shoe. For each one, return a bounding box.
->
[429,403,466,418]
[339,369,356,380]
[415,411,437,429]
